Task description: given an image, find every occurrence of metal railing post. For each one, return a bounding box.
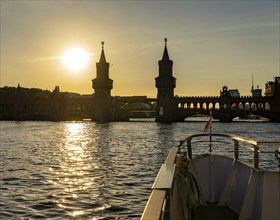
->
[187,140,192,159]
[253,144,259,169]
[234,140,239,160]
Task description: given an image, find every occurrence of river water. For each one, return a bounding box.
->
[0,120,279,219]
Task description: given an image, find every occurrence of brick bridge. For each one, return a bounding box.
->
[154,40,280,122]
[174,91,279,122]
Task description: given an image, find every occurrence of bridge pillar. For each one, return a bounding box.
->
[219,86,232,122]
[155,39,177,122]
[270,95,280,122]
[219,111,232,122]
[92,42,113,122]
[270,77,280,122]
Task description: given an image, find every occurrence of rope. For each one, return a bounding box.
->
[176,154,201,209]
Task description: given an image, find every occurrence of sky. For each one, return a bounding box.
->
[1,0,279,97]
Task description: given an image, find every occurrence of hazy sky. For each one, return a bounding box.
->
[1,0,279,97]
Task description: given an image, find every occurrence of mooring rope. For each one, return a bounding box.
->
[175,154,201,209]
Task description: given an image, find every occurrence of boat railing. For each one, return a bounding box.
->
[141,133,280,220]
[178,133,280,170]
[141,147,179,220]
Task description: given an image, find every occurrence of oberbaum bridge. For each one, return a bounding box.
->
[1,40,280,122]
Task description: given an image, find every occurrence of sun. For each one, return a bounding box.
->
[60,47,91,71]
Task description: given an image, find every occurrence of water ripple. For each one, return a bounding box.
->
[0,121,279,219]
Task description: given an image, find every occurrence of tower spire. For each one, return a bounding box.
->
[162,37,170,60]
[99,41,106,63]
[251,72,254,95]
[155,38,176,122]
[92,41,113,122]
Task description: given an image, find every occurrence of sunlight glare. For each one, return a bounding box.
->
[60,47,91,72]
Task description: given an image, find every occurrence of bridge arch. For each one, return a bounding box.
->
[231,102,238,110]
[238,102,243,110]
[251,102,257,111]
[265,102,271,111]
[121,101,154,111]
[202,102,207,110]
[173,93,279,122]
[258,103,264,111]
[244,102,250,111]
[214,102,220,110]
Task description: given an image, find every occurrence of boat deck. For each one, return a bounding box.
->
[194,203,238,220]
[141,133,280,220]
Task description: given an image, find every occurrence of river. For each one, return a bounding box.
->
[0,120,279,219]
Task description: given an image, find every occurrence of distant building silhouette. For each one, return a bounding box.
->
[265,76,280,97]
[251,73,262,97]
[229,89,240,97]
[252,86,262,97]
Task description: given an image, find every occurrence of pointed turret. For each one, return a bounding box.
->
[99,41,107,63]
[95,42,110,79]
[92,41,113,122]
[162,38,170,61]
[251,73,254,95]
[158,38,174,77]
[155,38,177,122]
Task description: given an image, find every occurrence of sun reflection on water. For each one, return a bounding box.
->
[70,210,85,217]
[50,122,98,218]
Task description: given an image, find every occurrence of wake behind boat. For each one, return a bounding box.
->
[141,133,280,220]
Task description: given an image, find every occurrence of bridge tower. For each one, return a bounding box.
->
[219,86,232,122]
[270,76,280,122]
[155,39,176,122]
[92,42,113,122]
